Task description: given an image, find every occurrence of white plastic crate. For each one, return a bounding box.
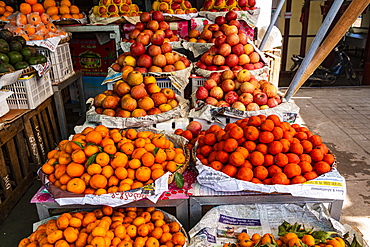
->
[152,117,190,132]
[3,71,53,109]
[190,76,207,93]
[36,43,74,83]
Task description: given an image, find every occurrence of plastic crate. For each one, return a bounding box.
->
[36,43,74,83]
[190,75,207,93]
[3,71,53,109]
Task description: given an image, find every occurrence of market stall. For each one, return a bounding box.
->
[0,0,368,246]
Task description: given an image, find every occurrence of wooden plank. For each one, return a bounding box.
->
[0,172,33,224]
[41,107,54,152]
[4,139,23,184]
[15,132,32,177]
[33,112,48,160]
[46,99,60,143]
[0,148,13,198]
[23,120,43,169]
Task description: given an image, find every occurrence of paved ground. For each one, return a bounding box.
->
[0,86,369,246]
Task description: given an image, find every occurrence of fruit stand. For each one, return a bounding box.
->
[0,0,368,246]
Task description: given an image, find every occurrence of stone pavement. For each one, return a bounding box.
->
[287,86,370,245]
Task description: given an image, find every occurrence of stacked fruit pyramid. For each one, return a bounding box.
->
[18,206,187,247]
[41,125,188,195]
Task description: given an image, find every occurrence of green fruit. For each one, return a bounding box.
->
[14,61,29,70]
[0,53,9,64]
[28,56,40,65]
[8,51,23,65]
[13,36,27,47]
[36,53,47,63]
[20,47,32,61]
[0,39,10,54]
[0,30,13,42]
[0,63,15,73]
[9,40,23,52]
[28,46,37,57]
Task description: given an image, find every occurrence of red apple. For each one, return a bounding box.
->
[215,16,226,25]
[221,79,235,92]
[232,65,243,71]
[232,101,246,111]
[221,70,235,80]
[209,45,218,56]
[152,11,164,22]
[239,54,251,65]
[129,29,141,39]
[215,35,227,47]
[229,20,241,29]
[225,54,239,67]
[150,34,165,45]
[196,62,207,69]
[224,91,239,104]
[210,86,224,99]
[147,20,159,32]
[237,69,251,82]
[142,29,154,36]
[241,6,250,11]
[135,67,148,73]
[203,0,214,9]
[238,33,248,45]
[248,0,256,7]
[254,92,268,105]
[196,86,209,100]
[209,72,222,84]
[204,79,218,90]
[206,65,218,71]
[220,24,229,34]
[239,93,253,105]
[213,31,224,38]
[224,25,238,36]
[135,22,145,31]
[137,54,153,68]
[217,101,230,107]
[226,33,239,46]
[130,41,145,57]
[219,65,231,70]
[213,55,225,66]
[208,24,220,32]
[140,12,151,23]
[218,43,232,57]
[187,121,203,137]
[232,44,245,56]
[204,54,214,66]
[171,3,181,9]
[267,98,279,108]
[163,65,176,72]
[200,29,213,41]
[246,102,260,111]
[153,54,167,67]
[180,57,191,67]
[161,43,172,53]
[238,0,247,7]
[147,45,162,57]
[243,63,255,70]
[205,97,218,106]
[136,33,150,46]
[254,62,264,69]
[161,88,176,99]
[159,21,169,30]
[225,11,238,21]
[164,29,174,38]
[240,82,254,93]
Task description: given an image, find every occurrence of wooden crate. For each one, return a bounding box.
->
[21,98,61,168]
[264,50,282,88]
[0,97,60,224]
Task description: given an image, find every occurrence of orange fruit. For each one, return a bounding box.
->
[20,3,32,15]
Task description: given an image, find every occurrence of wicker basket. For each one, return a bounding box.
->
[168,145,190,184]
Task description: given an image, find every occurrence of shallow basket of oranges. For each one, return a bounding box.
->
[19,206,189,247]
[39,125,190,206]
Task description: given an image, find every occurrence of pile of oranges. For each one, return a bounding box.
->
[6,12,66,41]
[195,114,335,185]
[18,206,187,247]
[223,231,345,247]
[20,0,83,21]
[0,1,15,22]
[41,125,187,195]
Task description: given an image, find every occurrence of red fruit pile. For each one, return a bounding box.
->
[122,11,179,44]
[195,115,335,185]
[195,70,281,111]
[174,120,205,150]
[201,0,257,11]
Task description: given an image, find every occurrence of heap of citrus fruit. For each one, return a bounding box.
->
[195,114,335,185]
[0,1,15,22]
[18,206,187,247]
[5,12,67,41]
[20,0,83,21]
[41,125,187,195]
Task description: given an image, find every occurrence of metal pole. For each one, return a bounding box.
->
[259,0,286,51]
[284,0,344,101]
